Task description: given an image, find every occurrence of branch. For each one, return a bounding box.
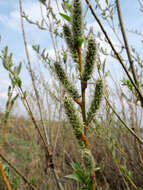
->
[19,0,50,146]
[116,0,139,86]
[0,161,12,190]
[19,1,64,190]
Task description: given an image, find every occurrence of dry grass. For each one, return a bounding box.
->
[0,110,143,190]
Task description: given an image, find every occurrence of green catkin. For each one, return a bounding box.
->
[82,39,96,81]
[82,149,95,171]
[64,97,85,148]
[54,62,80,99]
[72,0,83,46]
[64,97,95,169]
[87,79,103,124]
[63,24,78,62]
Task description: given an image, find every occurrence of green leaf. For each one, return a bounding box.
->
[94,167,100,172]
[8,53,13,67]
[121,78,133,91]
[70,162,90,185]
[65,174,83,182]
[5,110,9,120]
[30,177,36,185]
[8,86,12,97]
[15,76,22,88]
[105,0,109,5]
[66,3,72,12]
[77,38,84,48]
[17,62,22,75]
[39,0,46,5]
[32,45,40,53]
[23,91,27,99]
[59,13,71,22]
[71,162,81,171]
[41,48,46,58]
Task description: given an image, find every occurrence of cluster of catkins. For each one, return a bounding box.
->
[54,0,103,172]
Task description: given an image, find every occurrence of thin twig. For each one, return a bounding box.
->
[116,0,138,86]
[19,1,64,190]
[19,0,50,146]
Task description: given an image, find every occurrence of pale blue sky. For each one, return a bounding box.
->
[0,0,143,113]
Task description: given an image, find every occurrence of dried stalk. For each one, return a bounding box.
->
[116,0,139,86]
[0,161,12,190]
[19,1,64,189]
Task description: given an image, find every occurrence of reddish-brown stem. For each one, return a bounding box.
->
[76,45,89,150]
[81,133,89,149]
[91,172,96,190]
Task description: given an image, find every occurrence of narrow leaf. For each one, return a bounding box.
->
[65,174,82,182]
[59,13,71,22]
[17,62,22,75]
[5,110,9,120]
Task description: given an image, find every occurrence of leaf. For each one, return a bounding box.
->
[71,162,81,171]
[94,167,100,172]
[121,78,133,91]
[66,3,72,12]
[77,38,84,48]
[5,110,9,120]
[41,48,46,58]
[39,0,46,5]
[15,76,22,88]
[59,13,71,22]
[32,45,40,53]
[105,0,109,5]
[8,53,13,67]
[17,62,22,75]
[8,86,12,97]
[70,162,90,185]
[65,174,83,182]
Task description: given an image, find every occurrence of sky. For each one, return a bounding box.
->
[0,0,143,115]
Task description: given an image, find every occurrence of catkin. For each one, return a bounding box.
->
[72,0,83,46]
[54,62,80,99]
[64,97,85,149]
[63,24,78,62]
[82,39,96,81]
[87,79,103,124]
